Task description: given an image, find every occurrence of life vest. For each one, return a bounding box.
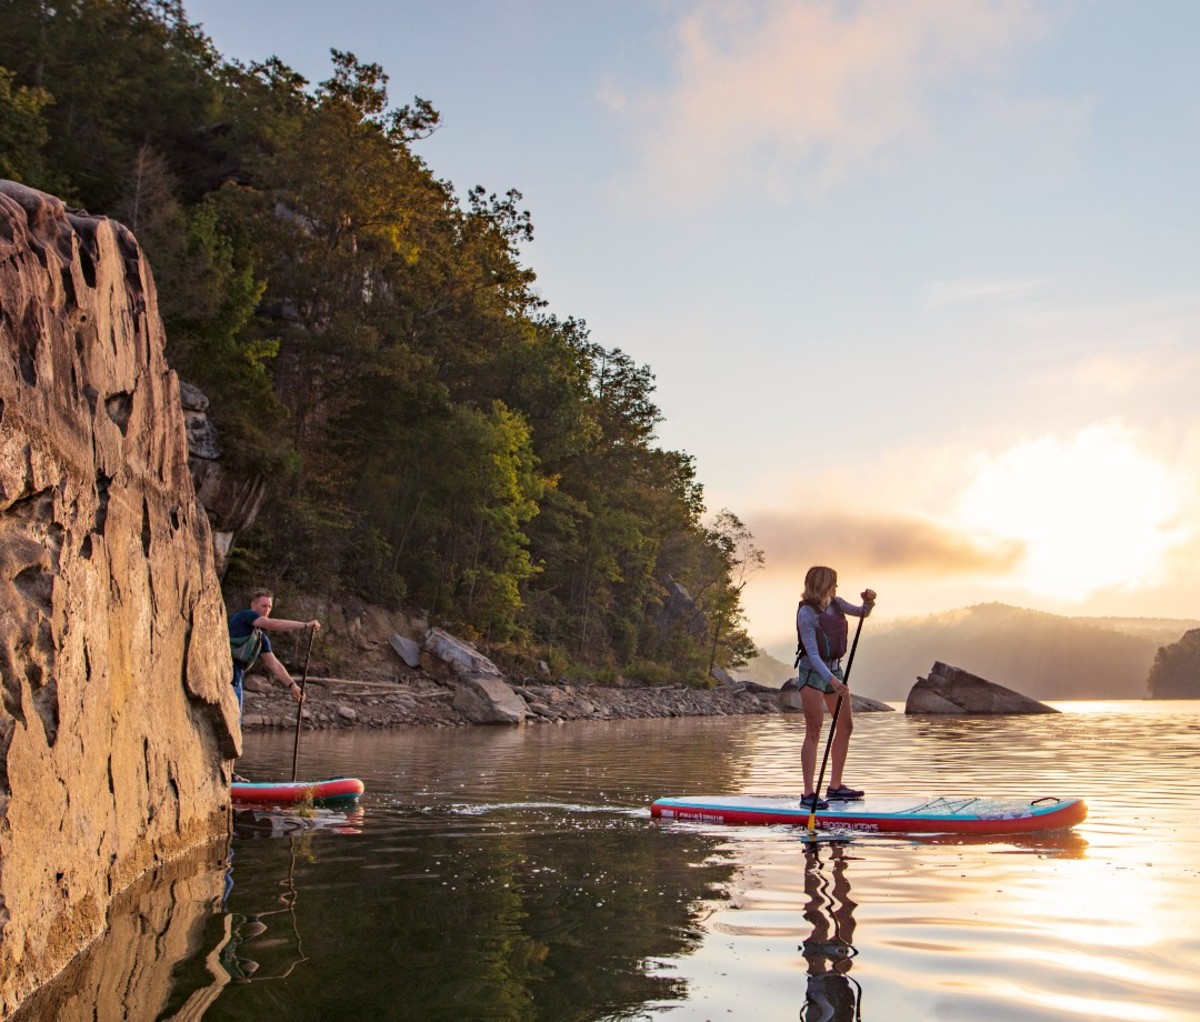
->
[230,627,265,668]
[794,601,848,665]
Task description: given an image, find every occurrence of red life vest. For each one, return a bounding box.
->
[818,602,849,660]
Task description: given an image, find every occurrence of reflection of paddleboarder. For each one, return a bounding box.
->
[799,844,861,1022]
[218,831,314,985]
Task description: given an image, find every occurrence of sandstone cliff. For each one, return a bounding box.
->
[0,181,239,1016]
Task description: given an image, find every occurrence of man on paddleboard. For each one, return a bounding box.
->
[228,589,319,714]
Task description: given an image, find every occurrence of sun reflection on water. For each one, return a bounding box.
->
[649,703,1200,1022]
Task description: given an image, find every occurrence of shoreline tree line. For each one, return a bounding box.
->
[0,0,760,683]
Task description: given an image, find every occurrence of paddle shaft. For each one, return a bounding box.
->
[807,611,866,833]
[290,626,316,783]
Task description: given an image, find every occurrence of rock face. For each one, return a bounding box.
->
[452,675,529,724]
[0,181,239,1016]
[656,580,710,644]
[388,633,422,668]
[905,662,1059,714]
[181,381,268,576]
[424,627,504,679]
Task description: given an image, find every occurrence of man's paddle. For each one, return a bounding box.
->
[290,625,316,783]
[806,608,867,838]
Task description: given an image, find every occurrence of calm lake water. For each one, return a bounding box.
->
[19,701,1200,1021]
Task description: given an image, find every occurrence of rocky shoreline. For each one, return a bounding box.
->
[241,673,794,730]
[240,620,906,731]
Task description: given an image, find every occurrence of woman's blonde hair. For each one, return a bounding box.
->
[801,566,837,607]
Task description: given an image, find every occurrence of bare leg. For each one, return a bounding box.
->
[825,693,854,790]
[800,685,827,795]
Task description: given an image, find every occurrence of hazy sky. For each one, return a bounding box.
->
[185,0,1200,656]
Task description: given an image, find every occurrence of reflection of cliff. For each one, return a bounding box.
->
[8,843,231,1022]
[800,844,860,1022]
[844,604,1200,701]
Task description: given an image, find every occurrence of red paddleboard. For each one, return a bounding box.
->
[651,794,1086,835]
[231,777,365,807]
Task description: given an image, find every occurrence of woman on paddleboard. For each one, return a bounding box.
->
[793,566,875,809]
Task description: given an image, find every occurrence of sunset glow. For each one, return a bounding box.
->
[955,423,1187,601]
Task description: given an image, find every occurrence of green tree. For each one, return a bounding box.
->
[113,146,281,467]
[3,5,766,677]
[0,0,222,208]
[699,510,764,672]
[0,65,56,186]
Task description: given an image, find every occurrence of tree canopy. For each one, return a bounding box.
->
[0,0,760,683]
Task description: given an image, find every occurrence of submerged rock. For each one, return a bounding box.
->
[905,662,1058,714]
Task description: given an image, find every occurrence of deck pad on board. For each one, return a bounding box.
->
[650,794,1086,835]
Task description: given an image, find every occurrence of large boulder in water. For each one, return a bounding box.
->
[905,662,1058,714]
[452,675,528,724]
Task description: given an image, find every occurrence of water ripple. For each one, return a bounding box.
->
[200,701,1200,1022]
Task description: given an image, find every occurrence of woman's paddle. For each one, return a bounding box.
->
[806,611,867,838]
[290,625,316,783]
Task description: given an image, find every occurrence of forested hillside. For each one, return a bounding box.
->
[0,0,759,682]
[1147,629,1200,698]
[828,604,1200,702]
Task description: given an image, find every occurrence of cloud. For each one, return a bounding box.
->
[1024,299,1200,398]
[737,418,1200,636]
[613,0,1059,204]
[748,508,1025,576]
[926,276,1051,308]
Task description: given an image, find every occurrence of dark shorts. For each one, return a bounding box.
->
[798,664,844,695]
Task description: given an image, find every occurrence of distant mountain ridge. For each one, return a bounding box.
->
[739,603,1200,702]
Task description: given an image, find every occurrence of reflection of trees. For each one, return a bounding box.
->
[200,820,733,1021]
[800,844,861,1022]
[187,721,785,1019]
